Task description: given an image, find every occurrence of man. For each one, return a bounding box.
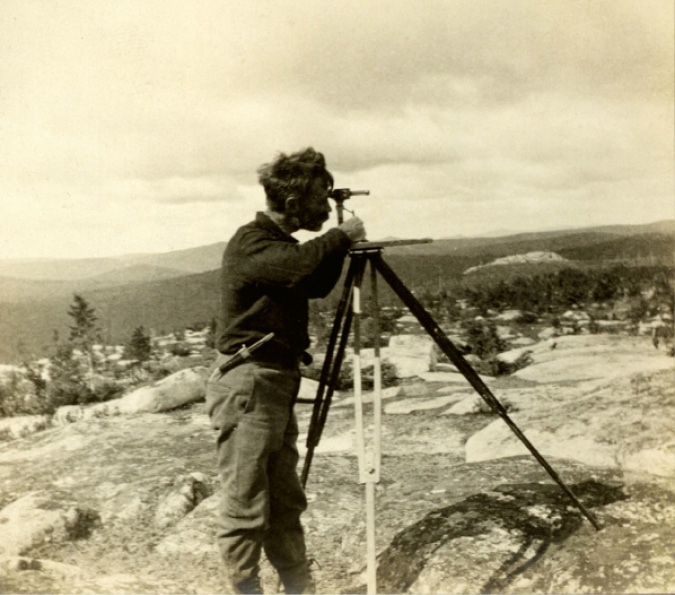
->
[206,147,366,594]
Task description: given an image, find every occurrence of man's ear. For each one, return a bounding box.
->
[285,195,300,214]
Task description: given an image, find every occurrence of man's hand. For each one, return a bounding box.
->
[338,217,366,243]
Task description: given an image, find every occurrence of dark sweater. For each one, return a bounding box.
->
[216,212,351,364]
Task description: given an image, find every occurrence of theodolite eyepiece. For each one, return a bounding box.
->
[329,188,370,223]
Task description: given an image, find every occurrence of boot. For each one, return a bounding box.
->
[231,573,263,594]
[279,560,316,594]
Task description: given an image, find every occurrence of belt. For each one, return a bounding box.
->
[220,345,312,371]
[249,351,303,369]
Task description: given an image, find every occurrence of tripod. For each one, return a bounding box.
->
[301,239,600,594]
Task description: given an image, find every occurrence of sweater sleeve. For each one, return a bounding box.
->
[303,250,348,298]
[238,227,351,289]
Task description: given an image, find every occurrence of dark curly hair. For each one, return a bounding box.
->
[257,147,334,213]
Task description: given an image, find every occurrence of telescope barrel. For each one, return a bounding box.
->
[330,188,370,200]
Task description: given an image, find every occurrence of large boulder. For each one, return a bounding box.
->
[331,333,441,380]
[154,472,213,528]
[0,557,185,594]
[496,325,518,340]
[495,309,524,322]
[385,334,437,378]
[0,492,99,557]
[464,365,675,478]
[0,415,51,442]
[83,367,207,418]
[445,394,493,415]
[561,310,591,322]
[154,494,219,556]
[419,370,464,383]
[384,395,455,415]
[332,386,402,408]
[297,376,324,402]
[619,446,675,478]
[0,557,87,582]
[500,335,673,383]
[52,405,85,426]
[0,364,26,383]
[120,367,207,413]
[537,327,558,340]
[510,336,536,347]
[341,336,435,379]
[466,420,618,467]
[377,480,675,595]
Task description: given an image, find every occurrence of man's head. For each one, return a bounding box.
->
[257,148,334,232]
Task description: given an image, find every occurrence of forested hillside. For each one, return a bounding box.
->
[0,222,672,363]
[0,271,220,362]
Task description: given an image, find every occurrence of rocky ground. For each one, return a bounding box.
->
[0,335,673,594]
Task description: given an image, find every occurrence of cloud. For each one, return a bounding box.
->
[0,0,672,258]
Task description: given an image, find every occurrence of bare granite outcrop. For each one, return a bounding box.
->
[0,334,672,593]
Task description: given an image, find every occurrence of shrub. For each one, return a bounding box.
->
[471,350,533,377]
[89,380,125,403]
[302,359,398,391]
[516,311,538,324]
[31,377,125,415]
[169,343,192,357]
[0,372,40,417]
[462,319,507,360]
[335,359,399,391]
[46,378,94,412]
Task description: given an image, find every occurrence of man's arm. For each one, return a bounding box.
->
[240,228,351,288]
[238,217,365,290]
[303,251,347,298]
[302,216,366,297]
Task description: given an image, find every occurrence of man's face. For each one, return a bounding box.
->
[297,178,332,232]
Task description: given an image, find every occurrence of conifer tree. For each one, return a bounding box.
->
[67,294,100,389]
[206,318,217,349]
[127,326,152,362]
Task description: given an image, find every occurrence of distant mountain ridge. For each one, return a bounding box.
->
[470,219,675,240]
[0,265,200,304]
[387,219,675,257]
[0,220,671,282]
[0,242,228,281]
[0,219,672,363]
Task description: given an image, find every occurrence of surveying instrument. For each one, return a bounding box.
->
[301,188,601,595]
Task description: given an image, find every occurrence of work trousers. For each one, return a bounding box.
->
[206,360,309,593]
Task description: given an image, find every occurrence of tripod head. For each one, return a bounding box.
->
[329,188,370,224]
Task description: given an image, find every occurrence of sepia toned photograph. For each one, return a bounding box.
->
[0,1,673,593]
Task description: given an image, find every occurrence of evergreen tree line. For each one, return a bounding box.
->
[459,265,673,316]
[0,295,161,418]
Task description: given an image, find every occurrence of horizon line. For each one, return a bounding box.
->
[1,217,672,264]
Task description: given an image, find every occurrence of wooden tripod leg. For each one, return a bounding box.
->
[306,259,358,435]
[372,252,601,531]
[302,258,358,487]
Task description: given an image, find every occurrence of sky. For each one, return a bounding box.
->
[1,0,673,260]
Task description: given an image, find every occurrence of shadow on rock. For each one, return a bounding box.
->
[376,479,626,594]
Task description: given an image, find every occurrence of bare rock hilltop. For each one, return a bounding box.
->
[464,251,567,274]
[0,335,673,594]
